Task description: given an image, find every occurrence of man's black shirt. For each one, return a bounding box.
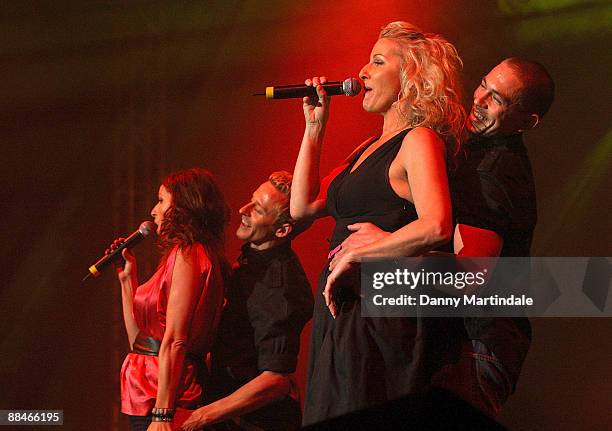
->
[452,133,537,257]
[208,241,313,430]
[451,133,535,388]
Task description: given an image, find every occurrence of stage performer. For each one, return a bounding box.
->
[182,171,313,431]
[436,57,555,416]
[108,168,229,431]
[330,58,555,418]
[289,22,466,424]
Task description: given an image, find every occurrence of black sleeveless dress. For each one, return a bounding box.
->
[302,129,462,425]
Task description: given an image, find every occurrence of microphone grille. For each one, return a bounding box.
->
[342,78,362,96]
[139,221,156,237]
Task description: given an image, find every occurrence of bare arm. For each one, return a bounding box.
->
[119,269,140,349]
[111,242,139,349]
[180,371,291,430]
[290,76,332,221]
[291,125,327,220]
[155,247,205,410]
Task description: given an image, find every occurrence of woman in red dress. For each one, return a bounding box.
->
[109,168,229,430]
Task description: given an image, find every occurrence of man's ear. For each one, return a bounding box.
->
[517,113,539,133]
[528,112,540,129]
[274,223,293,239]
[525,113,540,130]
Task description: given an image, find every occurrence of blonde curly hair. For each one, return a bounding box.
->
[380,21,466,154]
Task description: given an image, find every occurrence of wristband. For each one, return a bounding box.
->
[151,407,175,422]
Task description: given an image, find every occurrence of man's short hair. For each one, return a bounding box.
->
[503,57,555,118]
[268,171,294,228]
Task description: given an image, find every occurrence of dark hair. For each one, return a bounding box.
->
[503,57,555,118]
[158,168,230,258]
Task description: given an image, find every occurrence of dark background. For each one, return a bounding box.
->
[1,1,610,429]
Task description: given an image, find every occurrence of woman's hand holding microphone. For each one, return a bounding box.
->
[303,76,331,130]
[105,238,137,284]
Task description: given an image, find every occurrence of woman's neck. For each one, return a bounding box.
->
[381,105,411,136]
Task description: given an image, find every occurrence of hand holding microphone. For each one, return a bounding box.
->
[83,221,155,282]
[105,238,137,283]
[255,77,361,100]
[303,76,332,128]
[253,76,361,129]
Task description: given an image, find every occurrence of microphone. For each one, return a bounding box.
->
[255,77,362,100]
[83,221,156,282]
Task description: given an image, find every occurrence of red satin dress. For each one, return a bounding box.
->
[120,244,224,416]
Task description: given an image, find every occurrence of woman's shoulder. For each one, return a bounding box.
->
[174,243,214,273]
[394,127,447,168]
[403,126,442,142]
[400,127,445,151]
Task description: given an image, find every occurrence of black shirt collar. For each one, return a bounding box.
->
[467,132,525,150]
[238,241,292,266]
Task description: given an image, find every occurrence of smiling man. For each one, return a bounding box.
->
[182,171,313,431]
[447,57,555,416]
[456,57,554,263]
[466,59,545,138]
